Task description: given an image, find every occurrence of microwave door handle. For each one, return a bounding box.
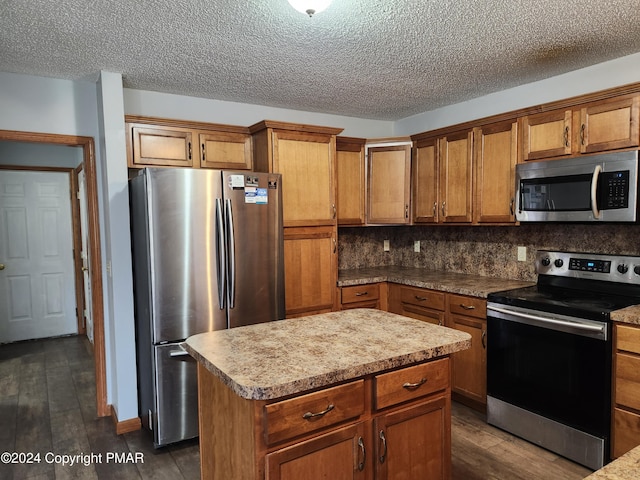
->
[591,165,602,219]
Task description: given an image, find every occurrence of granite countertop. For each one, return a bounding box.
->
[584,445,640,479]
[338,266,535,298]
[184,308,471,401]
[611,305,640,326]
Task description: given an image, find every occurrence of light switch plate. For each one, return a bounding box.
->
[383,240,390,252]
[414,240,420,252]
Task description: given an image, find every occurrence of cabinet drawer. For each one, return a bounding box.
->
[448,294,486,319]
[399,286,445,311]
[617,324,640,355]
[613,407,640,458]
[616,352,640,410]
[264,380,365,445]
[341,284,379,305]
[375,358,449,410]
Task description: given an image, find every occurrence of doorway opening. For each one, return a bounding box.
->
[0,130,107,417]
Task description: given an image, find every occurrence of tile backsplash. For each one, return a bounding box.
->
[338,224,640,282]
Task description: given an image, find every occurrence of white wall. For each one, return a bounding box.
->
[0,142,83,167]
[96,71,138,422]
[394,52,640,136]
[124,89,394,138]
[0,72,138,420]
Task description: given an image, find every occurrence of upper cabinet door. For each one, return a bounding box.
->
[413,138,439,224]
[272,130,336,227]
[199,131,252,170]
[579,96,640,154]
[367,145,411,224]
[131,126,194,167]
[474,121,517,224]
[336,137,366,226]
[439,130,473,223]
[522,109,572,161]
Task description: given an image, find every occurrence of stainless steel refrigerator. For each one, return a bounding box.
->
[129,167,284,447]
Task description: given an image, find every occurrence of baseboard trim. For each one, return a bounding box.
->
[110,405,142,435]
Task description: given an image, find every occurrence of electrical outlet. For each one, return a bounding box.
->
[383,240,390,252]
[414,240,421,252]
[517,246,527,262]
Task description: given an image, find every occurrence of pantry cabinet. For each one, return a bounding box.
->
[473,121,517,224]
[447,294,487,409]
[367,143,412,224]
[521,95,640,161]
[125,116,252,170]
[336,137,366,226]
[612,322,640,458]
[251,121,343,317]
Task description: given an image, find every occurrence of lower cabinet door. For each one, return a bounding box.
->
[265,423,368,480]
[374,397,449,480]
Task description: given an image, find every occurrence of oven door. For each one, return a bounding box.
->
[487,303,611,439]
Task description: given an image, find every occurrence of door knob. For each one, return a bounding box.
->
[82,266,89,272]
[0,264,5,270]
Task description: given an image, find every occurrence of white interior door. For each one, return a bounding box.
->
[77,169,94,343]
[0,170,77,343]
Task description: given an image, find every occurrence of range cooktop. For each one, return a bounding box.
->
[488,251,640,321]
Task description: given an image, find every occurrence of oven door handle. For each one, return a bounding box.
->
[487,305,606,334]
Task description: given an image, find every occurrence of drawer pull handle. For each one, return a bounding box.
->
[379,430,387,464]
[459,304,475,310]
[355,291,369,297]
[414,295,427,301]
[402,378,427,390]
[302,404,334,419]
[357,436,366,471]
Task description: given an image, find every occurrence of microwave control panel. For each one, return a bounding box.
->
[601,170,629,209]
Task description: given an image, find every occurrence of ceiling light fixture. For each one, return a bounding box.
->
[287,0,332,17]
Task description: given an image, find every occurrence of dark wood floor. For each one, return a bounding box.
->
[0,335,593,479]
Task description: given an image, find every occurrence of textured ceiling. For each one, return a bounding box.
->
[2,0,640,121]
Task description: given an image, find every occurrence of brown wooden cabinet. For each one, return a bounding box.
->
[367,143,412,224]
[521,95,640,161]
[252,121,342,227]
[612,322,640,458]
[387,284,445,326]
[197,356,452,480]
[125,116,252,169]
[336,137,366,226]
[447,294,487,409]
[474,120,517,224]
[251,121,343,317]
[284,226,337,318]
[340,283,381,310]
[412,130,473,224]
[412,137,439,223]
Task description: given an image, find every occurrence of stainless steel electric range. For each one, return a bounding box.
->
[486,250,640,471]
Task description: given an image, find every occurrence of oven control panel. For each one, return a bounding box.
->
[536,250,640,284]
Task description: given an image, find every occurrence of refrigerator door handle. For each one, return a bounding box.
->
[168,343,193,359]
[215,198,226,310]
[225,198,236,309]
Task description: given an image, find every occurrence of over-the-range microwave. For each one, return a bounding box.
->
[515,150,639,222]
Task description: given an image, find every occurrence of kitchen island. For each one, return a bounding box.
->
[185,308,471,480]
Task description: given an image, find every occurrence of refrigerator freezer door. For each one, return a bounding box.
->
[153,343,199,447]
[136,168,227,343]
[223,172,285,328]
